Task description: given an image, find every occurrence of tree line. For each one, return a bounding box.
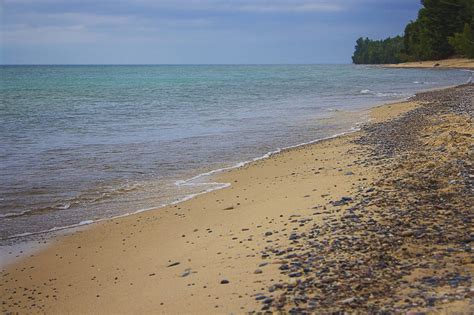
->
[352,0,474,64]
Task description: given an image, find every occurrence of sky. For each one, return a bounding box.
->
[0,0,422,64]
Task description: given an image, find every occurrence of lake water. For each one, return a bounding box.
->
[0,64,469,240]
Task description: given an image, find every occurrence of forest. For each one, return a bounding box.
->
[352,0,474,64]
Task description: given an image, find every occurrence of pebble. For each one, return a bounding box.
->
[256,85,474,313]
[181,269,191,277]
[167,262,180,267]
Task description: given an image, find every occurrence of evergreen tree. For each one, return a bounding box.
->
[352,0,473,64]
[352,36,404,64]
[449,23,474,58]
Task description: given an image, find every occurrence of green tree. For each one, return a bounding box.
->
[353,0,473,64]
[449,23,474,58]
[411,0,471,59]
[352,36,404,64]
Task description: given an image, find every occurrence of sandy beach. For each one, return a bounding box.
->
[383,58,474,70]
[1,84,473,314]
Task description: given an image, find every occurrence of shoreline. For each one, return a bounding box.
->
[1,84,472,314]
[382,58,474,70]
[0,88,435,244]
[0,124,364,271]
[0,110,372,244]
[0,89,418,271]
[1,66,470,243]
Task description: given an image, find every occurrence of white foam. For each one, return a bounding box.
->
[360,89,411,98]
[0,210,32,219]
[56,203,71,210]
[5,220,95,240]
[176,128,360,191]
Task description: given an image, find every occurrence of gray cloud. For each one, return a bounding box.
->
[0,0,420,64]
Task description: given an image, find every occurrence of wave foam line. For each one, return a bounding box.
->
[175,127,362,188]
[0,210,32,219]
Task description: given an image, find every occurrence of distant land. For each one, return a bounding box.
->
[352,0,474,64]
[383,57,474,70]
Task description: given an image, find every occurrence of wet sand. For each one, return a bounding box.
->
[1,85,473,314]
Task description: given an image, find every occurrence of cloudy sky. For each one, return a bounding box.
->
[0,0,421,64]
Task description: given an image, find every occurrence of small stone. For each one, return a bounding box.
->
[289,272,303,278]
[263,298,274,304]
[167,262,180,267]
[341,297,356,304]
[279,264,290,270]
[181,269,191,277]
[220,279,230,284]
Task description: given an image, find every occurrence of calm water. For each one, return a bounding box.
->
[0,65,469,239]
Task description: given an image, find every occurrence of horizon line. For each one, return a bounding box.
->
[0,62,354,66]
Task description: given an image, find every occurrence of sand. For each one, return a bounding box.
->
[383,58,474,69]
[1,86,472,313]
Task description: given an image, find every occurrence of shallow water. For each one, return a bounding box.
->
[0,64,469,239]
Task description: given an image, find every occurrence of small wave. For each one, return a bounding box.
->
[375,92,402,97]
[413,81,437,85]
[56,203,71,210]
[33,183,142,211]
[0,210,33,219]
[360,89,406,98]
[0,202,73,219]
[6,220,95,239]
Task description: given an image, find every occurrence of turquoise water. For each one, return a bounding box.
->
[0,65,469,239]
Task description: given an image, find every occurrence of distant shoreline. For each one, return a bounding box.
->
[381,58,474,70]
